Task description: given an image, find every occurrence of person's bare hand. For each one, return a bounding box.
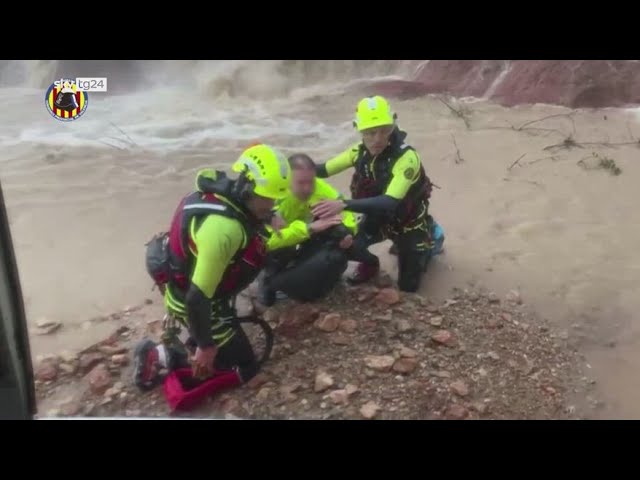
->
[191,345,217,379]
[312,200,345,219]
[339,234,353,250]
[270,214,286,237]
[309,215,343,234]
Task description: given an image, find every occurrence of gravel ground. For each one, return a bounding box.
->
[34,282,598,420]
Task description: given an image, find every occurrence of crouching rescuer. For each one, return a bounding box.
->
[313,95,445,293]
[136,144,291,406]
[259,153,357,306]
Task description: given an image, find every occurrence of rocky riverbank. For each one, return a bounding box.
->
[34,281,599,420]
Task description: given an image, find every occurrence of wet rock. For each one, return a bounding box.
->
[331,334,351,346]
[393,357,418,374]
[356,286,379,303]
[506,290,523,305]
[288,304,320,325]
[375,288,401,306]
[36,318,59,329]
[487,351,501,361]
[83,403,96,416]
[399,346,418,358]
[471,402,488,414]
[339,318,358,333]
[79,352,105,372]
[146,319,162,335]
[36,354,59,365]
[59,350,78,364]
[111,354,129,366]
[329,389,349,405]
[450,380,470,397]
[314,372,335,393]
[280,384,301,403]
[86,364,112,395]
[219,397,242,415]
[35,361,58,382]
[468,292,480,302]
[375,273,394,289]
[443,299,459,308]
[262,308,280,325]
[33,319,62,336]
[486,316,502,329]
[59,362,78,375]
[431,330,457,347]
[487,292,500,304]
[256,387,271,402]
[445,404,469,420]
[345,384,360,397]
[364,355,395,372]
[394,319,413,333]
[104,383,123,397]
[374,311,393,323]
[314,313,341,332]
[360,401,380,419]
[98,345,128,355]
[429,316,444,327]
[60,400,83,416]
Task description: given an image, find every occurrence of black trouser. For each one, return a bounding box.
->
[212,324,258,382]
[173,298,259,383]
[350,213,433,293]
[263,234,348,302]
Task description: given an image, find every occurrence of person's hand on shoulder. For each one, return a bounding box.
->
[270,214,287,237]
[308,215,343,234]
[311,199,345,219]
[338,234,353,249]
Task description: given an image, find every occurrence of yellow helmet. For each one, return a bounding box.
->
[354,95,396,131]
[232,144,291,200]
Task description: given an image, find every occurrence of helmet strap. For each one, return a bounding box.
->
[233,170,256,203]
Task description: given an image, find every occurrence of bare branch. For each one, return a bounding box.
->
[439,96,471,129]
[527,155,558,165]
[110,122,139,148]
[508,153,527,171]
[98,140,126,151]
[517,112,576,130]
[450,134,464,164]
[503,177,544,189]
